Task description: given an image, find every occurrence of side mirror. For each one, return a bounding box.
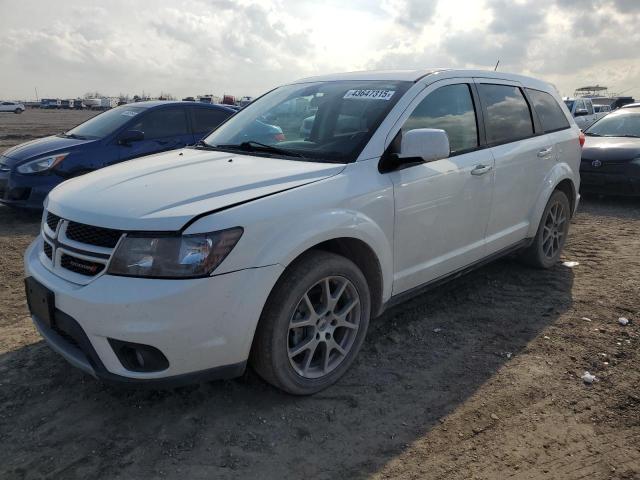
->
[574,109,589,117]
[396,128,450,163]
[118,130,144,145]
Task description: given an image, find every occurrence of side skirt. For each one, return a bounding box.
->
[381,238,532,313]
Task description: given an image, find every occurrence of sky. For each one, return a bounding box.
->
[1,0,640,101]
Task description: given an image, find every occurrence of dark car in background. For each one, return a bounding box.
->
[0,101,235,209]
[580,106,640,196]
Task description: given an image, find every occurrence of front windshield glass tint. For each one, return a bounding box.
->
[203,80,412,162]
[586,112,640,137]
[65,106,147,139]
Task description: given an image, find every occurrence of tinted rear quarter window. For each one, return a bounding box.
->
[478,84,534,144]
[526,89,570,133]
[192,108,231,134]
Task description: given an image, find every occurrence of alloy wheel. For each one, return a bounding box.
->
[287,276,361,379]
[542,201,567,259]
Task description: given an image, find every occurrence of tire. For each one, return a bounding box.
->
[14,109,22,114]
[521,190,571,268]
[250,250,371,395]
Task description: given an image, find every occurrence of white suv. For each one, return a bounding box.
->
[0,101,25,114]
[24,69,581,394]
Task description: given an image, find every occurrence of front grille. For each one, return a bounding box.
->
[65,222,122,248]
[43,242,53,259]
[46,212,61,231]
[60,254,105,276]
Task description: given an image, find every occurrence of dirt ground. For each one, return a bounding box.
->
[0,110,638,479]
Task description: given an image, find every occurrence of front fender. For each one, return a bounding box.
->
[254,209,394,302]
[185,163,396,302]
[527,162,577,238]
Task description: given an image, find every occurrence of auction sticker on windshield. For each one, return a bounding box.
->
[343,89,395,100]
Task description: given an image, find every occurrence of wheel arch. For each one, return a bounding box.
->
[307,237,385,318]
[554,178,576,216]
[527,165,578,238]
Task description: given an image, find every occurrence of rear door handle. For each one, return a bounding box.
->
[471,164,492,176]
[537,147,553,157]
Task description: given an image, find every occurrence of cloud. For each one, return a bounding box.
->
[370,0,640,99]
[1,0,640,101]
[383,0,439,31]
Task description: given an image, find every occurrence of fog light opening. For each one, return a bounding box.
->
[108,339,169,373]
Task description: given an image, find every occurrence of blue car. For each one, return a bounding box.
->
[0,101,235,209]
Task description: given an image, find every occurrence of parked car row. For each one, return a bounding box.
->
[21,69,584,394]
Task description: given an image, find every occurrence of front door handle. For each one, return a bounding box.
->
[537,147,553,157]
[471,164,492,176]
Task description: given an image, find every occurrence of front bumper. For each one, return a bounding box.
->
[25,238,284,384]
[0,169,63,209]
[580,162,640,196]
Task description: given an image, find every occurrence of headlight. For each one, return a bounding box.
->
[17,153,68,174]
[107,228,243,278]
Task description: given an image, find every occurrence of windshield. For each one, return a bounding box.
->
[564,100,575,111]
[202,80,412,162]
[585,112,640,137]
[64,106,147,139]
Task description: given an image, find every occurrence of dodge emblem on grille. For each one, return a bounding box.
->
[591,160,602,168]
[68,259,99,274]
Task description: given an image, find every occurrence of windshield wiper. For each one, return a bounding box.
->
[216,141,305,158]
[617,134,640,138]
[584,132,601,136]
[193,140,218,149]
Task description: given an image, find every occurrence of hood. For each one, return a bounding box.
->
[46,148,345,231]
[1,135,95,166]
[582,136,640,162]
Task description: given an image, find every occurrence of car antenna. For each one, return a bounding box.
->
[494,60,500,71]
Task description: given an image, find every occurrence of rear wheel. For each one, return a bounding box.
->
[521,190,570,268]
[250,251,371,395]
[14,109,22,114]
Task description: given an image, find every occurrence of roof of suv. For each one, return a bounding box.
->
[295,69,439,82]
[293,69,555,90]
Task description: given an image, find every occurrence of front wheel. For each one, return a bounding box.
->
[521,190,571,268]
[14,109,22,114]
[250,251,371,395]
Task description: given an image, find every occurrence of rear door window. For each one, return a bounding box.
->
[191,107,231,134]
[526,89,570,133]
[402,83,478,154]
[478,84,534,144]
[131,108,189,139]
